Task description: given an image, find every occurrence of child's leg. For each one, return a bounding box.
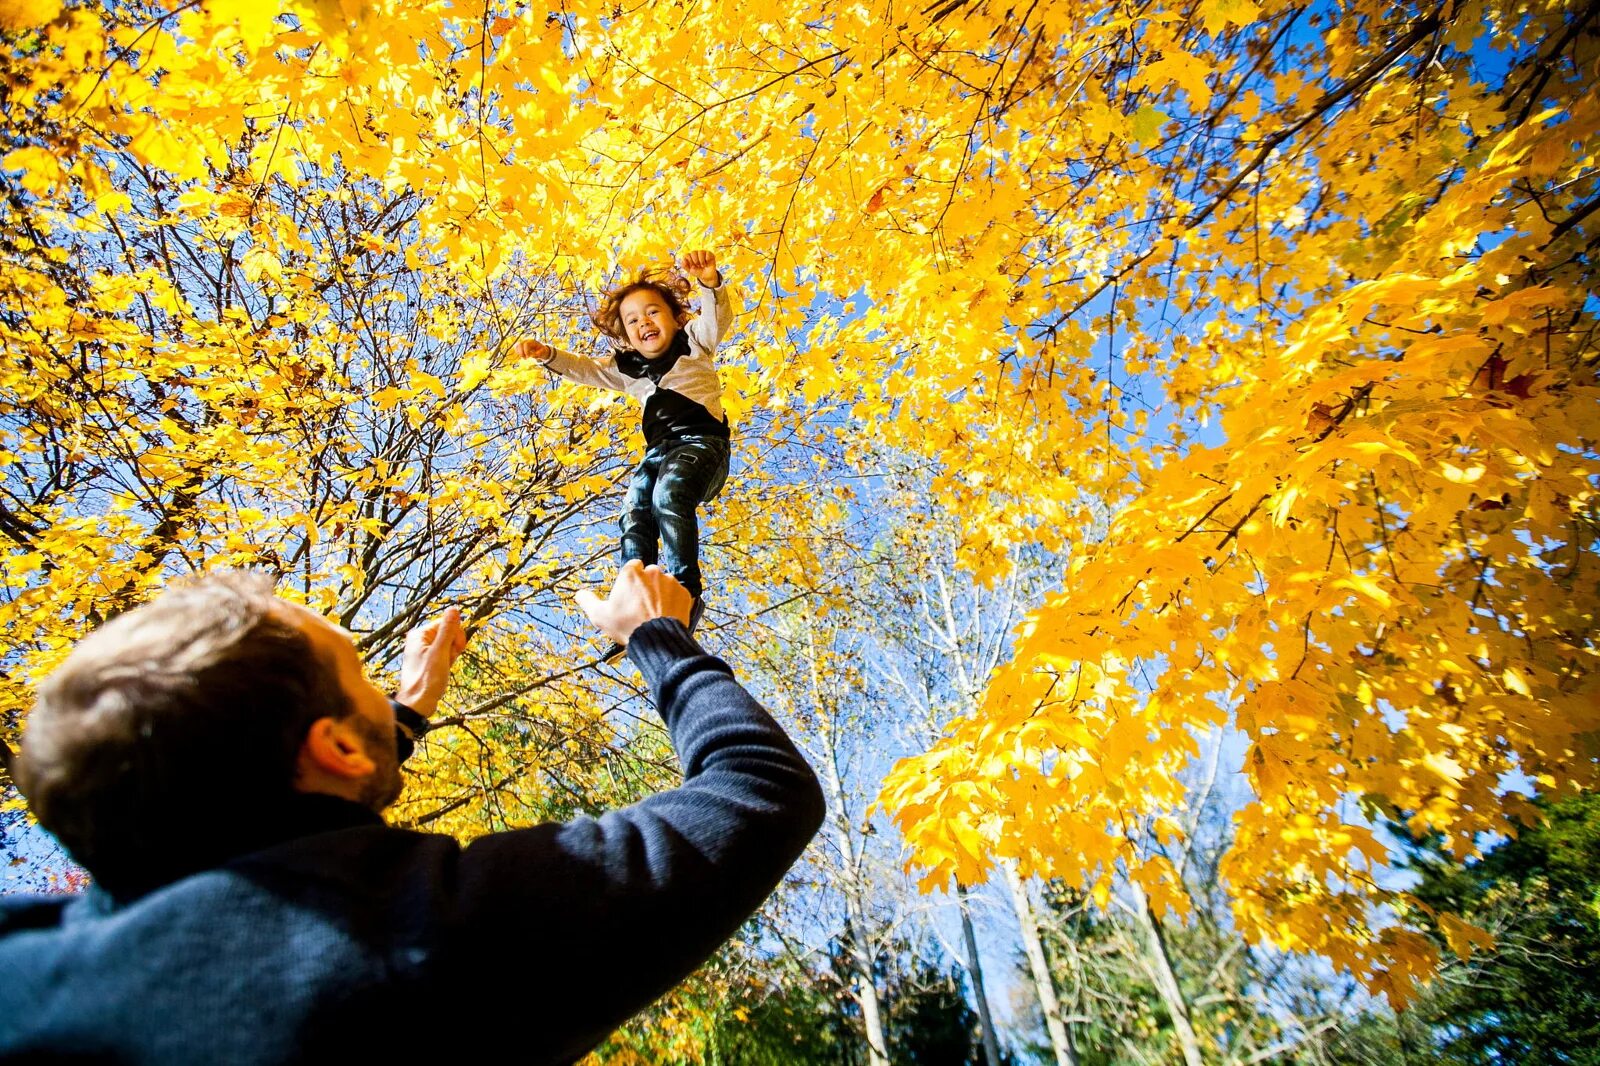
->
[652,437,730,601]
[619,447,665,567]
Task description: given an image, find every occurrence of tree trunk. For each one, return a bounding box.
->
[1003,861,1078,1066]
[820,756,891,1066]
[805,615,892,1066]
[1129,881,1205,1066]
[848,906,892,1066]
[956,881,1003,1066]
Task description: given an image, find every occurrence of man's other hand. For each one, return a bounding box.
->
[576,561,693,646]
[395,607,468,718]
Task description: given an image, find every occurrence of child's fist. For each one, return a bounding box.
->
[681,250,720,287]
[515,338,553,363]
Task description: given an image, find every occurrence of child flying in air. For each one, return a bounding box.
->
[515,250,733,643]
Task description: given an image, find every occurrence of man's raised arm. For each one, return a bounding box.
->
[435,563,825,1063]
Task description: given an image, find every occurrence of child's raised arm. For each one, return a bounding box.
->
[516,336,631,392]
[680,251,735,354]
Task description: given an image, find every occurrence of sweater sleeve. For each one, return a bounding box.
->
[541,345,633,392]
[441,619,825,1062]
[684,276,735,354]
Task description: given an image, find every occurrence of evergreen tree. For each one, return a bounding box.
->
[1328,795,1600,1065]
[1402,793,1600,1065]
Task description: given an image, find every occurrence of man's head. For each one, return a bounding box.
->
[18,572,401,894]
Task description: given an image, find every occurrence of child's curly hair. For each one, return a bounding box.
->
[590,267,694,345]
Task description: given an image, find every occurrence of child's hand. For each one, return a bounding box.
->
[681,250,720,288]
[514,338,553,364]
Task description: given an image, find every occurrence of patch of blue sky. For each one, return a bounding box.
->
[0,807,82,895]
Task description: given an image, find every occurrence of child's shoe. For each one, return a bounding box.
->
[688,596,705,635]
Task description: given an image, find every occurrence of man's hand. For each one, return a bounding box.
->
[576,561,693,646]
[681,250,720,288]
[395,606,468,718]
[514,338,554,363]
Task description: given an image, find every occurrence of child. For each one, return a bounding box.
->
[515,250,733,640]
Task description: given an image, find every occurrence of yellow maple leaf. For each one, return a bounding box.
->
[1438,912,1495,960]
[1140,50,1213,111]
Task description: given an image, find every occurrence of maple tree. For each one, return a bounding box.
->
[865,0,1600,1006]
[1,0,1596,1017]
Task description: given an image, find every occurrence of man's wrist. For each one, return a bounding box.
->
[391,699,429,763]
[391,699,430,739]
[625,617,703,679]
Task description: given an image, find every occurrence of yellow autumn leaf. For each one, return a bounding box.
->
[1438,911,1495,960]
[1139,50,1213,111]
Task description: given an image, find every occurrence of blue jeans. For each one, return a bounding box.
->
[619,435,729,600]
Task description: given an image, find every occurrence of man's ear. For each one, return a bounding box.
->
[299,716,378,781]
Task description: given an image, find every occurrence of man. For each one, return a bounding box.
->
[0,561,825,1063]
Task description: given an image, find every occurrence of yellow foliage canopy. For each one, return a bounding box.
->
[2,0,1596,1005]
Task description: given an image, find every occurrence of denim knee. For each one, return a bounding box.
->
[652,472,696,523]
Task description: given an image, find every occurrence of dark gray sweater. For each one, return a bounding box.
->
[0,619,825,1064]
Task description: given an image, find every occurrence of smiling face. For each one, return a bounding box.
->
[620,287,683,358]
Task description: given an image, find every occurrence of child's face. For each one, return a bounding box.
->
[620,289,681,358]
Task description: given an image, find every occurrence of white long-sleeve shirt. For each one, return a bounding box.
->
[540,279,735,447]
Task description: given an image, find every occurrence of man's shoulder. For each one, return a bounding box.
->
[1,827,466,972]
[228,821,463,894]
[0,892,74,936]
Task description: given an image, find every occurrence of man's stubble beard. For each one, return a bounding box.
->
[350,714,405,812]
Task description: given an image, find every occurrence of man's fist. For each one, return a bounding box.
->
[681,250,720,288]
[575,561,693,646]
[514,338,553,363]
